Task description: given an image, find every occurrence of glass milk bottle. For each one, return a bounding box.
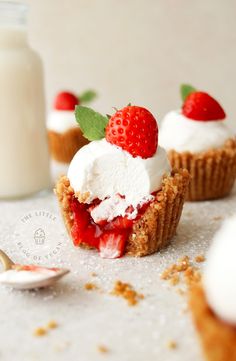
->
[0,2,50,199]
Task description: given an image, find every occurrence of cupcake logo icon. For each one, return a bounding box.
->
[34,228,45,245]
[13,209,69,264]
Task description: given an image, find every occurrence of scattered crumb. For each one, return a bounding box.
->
[91,272,98,277]
[33,320,58,337]
[33,327,47,337]
[111,280,144,306]
[195,255,205,263]
[177,288,185,296]
[98,345,109,353]
[167,340,177,349]
[177,256,190,272]
[84,282,98,291]
[184,266,201,286]
[160,255,202,289]
[213,216,222,221]
[169,273,179,286]
[47,320,58,329]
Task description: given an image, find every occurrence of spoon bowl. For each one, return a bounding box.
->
[0,250,70,290]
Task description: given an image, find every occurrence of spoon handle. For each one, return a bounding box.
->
[0,250,14,271]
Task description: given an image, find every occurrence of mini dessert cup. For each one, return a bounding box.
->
[48,128,89,163]
[47,90,96,166]
[160,84,236,201]
[55,168,190,257]
[189,284,236,361]
[168,138,236,201]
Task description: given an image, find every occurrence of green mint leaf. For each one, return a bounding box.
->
[79,90,97,104]
[75,106,108,141]
[180,84,196,102]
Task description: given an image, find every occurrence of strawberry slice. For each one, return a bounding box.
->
[99,231,127,259]
[105,216,133,230]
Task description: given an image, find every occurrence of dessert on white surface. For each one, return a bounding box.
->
[56,105,190,259]
[204,215,236,325]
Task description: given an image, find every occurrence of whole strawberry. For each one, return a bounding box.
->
[54,90,97,111]
[181,85,226,121]
[54,91,79,111]
[105,106,158,158]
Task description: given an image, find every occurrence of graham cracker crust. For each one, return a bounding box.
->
[48,128,89,163]
[168,138,236,201]
[189,284,236,361]
[55,169,190,257]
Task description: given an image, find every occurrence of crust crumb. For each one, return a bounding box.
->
[160,255,202,288]
[75,191,90,203]
[169,273,180,286]
[167,340,177,349]
[34,320,59,337]
[98,345,109,353]
[47,320,58,329]
[91,272,98,277]
[111,280,144,306]
[184,266,201,285]
[177,288,185,296]
[213,216,222,221]
[195,255,205,263]
[33,327,47,337]
[84,282,98,291]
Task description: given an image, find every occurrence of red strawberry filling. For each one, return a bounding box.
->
[70,196,151,258]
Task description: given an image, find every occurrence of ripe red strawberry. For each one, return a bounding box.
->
[54,91,79,111]
[99,231,127,259]
[105,216,133,231]
[182,91,226,121]
[105,106,158,159]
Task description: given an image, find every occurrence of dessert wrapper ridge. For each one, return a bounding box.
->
[168,139,236,201]
[48,128,89,163]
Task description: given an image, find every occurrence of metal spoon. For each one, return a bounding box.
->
[0,249,70,290]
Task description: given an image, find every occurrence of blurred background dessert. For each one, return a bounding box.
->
[189,215,236,360]
[47,89,96,182]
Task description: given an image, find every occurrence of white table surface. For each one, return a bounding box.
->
[1,186,236,361]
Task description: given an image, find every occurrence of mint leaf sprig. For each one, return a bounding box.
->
[180,84,196,102]
[75,106,108,141]
[79,90,97,104]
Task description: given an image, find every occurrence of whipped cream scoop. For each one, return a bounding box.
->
[68,139,171,221]
[47,110,78,133]
[204,216,236,325]
[159,110,234,153]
